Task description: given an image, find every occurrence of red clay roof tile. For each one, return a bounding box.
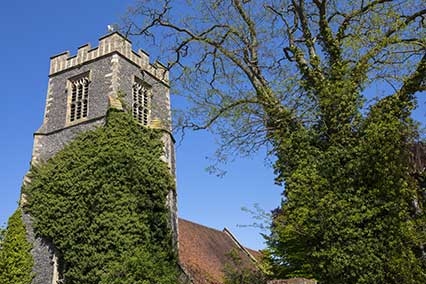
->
[178,218,259,284]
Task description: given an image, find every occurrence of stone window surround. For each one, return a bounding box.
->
[132,76,152,126]
[65,71,92,126]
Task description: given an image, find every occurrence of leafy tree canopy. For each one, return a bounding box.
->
[123,1,426,283]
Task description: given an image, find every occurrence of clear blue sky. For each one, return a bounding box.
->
[0,0,282,250]
[1,1,425,251]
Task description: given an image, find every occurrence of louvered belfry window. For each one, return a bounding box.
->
[70,76,90,122]
[132,80,150,126]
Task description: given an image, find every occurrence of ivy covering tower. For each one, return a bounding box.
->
[18,32,179,284]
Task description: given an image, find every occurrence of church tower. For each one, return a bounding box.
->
[32,32,175,172]
[23,32,178,284]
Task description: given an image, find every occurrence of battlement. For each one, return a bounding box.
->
[49,32,169,82]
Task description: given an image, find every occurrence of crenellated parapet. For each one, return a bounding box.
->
[49,32,169,83]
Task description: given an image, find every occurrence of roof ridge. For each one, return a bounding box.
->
[223,227,258,263]
[178,218,226,234]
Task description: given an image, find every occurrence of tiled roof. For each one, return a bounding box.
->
[245,247,263,261]
[178,218,260,284]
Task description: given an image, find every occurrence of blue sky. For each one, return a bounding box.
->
[1,0,425,251]
[0,0,281,250]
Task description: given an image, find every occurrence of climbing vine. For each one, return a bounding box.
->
[23,109,179,284]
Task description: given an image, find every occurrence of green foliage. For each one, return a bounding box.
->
[100,247,179,284]
[126,1,426,283]
[23,109,178,284]
[266,89,426,283]
[0,209,34,284]
[223,249,266,284]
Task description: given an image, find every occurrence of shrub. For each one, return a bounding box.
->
[0,209,34,284]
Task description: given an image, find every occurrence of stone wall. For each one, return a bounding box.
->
[21,212,55,284]
[33,33,174,170]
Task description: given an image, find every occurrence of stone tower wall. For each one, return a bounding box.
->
[23,32,178,284]
[33,32,174,168]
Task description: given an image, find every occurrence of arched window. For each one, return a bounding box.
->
[132,79,151,126]
[69,76,90,122]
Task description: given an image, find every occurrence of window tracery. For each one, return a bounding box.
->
[69,76,90,122]
[132,79,151,126]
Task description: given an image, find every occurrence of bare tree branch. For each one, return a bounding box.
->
[336,0,393,42]
[353,8,426,83]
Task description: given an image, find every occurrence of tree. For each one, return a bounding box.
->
[0,209,34,284]
[124,0,426,283]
